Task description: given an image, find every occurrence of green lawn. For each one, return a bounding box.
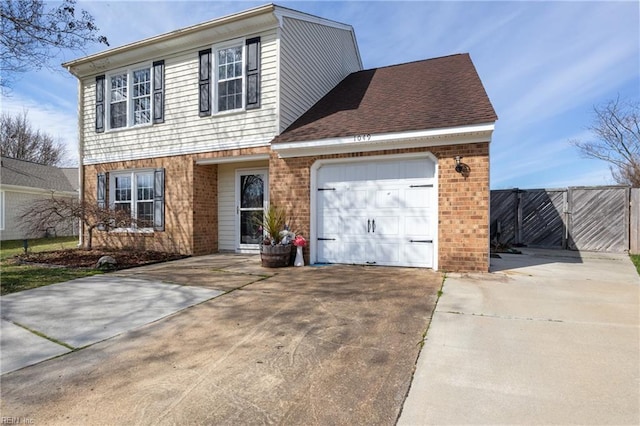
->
[631,254,640,276]
[1,237,102,295]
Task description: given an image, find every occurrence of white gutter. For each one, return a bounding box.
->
[272,123,495,158]
[0,184,78,198]
[195,154,270,165]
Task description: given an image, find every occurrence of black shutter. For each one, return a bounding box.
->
[198,49,211,116]
[97,173,106,209]
[245,37,261,110]
[95,75,105,132]
[97,172,107,230]
[153,60,165,124]
[153,168,165,231]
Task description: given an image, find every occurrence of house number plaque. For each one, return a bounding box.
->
[353,134,372,142]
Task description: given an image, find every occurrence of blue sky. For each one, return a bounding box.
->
[2,0,638,189]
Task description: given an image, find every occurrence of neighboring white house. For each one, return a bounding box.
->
[0,156,79,241]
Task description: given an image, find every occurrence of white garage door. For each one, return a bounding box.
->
[316,157,436,268]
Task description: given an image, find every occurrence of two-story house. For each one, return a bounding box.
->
[64,4,497,272]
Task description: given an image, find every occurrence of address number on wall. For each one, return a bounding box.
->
[353,134,372,142]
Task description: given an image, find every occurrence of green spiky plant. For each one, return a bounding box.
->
[258,205,288,245]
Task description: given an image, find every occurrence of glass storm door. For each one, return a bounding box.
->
[237,169,268,250]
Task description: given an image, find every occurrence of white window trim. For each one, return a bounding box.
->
[109,169,155,232]
[213,38,246,115]
[235,167,269,253]
[105,62,155,131]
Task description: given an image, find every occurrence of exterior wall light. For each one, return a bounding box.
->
[455,156,464,174]
[454,156,470,177]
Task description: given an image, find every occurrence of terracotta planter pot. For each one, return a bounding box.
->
[260,244,293,268]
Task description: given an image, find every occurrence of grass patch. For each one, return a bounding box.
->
[1,236,79,260]
[631,254,640,276]
[1,236,101,295]
[1,263,102,295]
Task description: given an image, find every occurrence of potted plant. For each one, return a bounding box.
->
[258,205,295,268]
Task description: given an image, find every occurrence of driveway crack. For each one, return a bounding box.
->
[11,321,75,350]
[442,310,564,323]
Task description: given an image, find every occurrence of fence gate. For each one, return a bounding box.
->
[491,186,633,253]
[567,187,629,252]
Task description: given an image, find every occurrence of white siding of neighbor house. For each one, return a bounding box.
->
[217,161,269,251]
[1,190,78,241]
[81,29,279,165]
[279,16,362,132]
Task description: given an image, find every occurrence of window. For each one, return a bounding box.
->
[217,45,243,112]
[109,72,128,129]
[199,37,260,115]
[103,169,164,230]
[132,68,151,125]
[97,61,164,131]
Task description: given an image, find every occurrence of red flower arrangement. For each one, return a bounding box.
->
[293,235,306,247]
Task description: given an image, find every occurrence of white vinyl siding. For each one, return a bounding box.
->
[279,16,362,132]
[0,190,78,241]
[81,30,278,165]
[217,161,268,251]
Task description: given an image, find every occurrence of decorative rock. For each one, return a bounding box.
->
[96,255,117,270]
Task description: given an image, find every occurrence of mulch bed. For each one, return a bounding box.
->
[16,249,188,270]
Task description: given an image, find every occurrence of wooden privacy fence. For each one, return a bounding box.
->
[491,186,639,254]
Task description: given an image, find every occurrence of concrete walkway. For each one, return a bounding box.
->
[1,276,224,374]
[399,249,640,425]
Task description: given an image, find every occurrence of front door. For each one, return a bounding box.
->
[237,169,268,251]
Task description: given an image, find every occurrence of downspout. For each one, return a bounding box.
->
[75,76,85,248]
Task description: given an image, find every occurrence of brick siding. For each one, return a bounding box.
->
[84,142,488,272]
[83,146,269,255]
[269,143,490,272]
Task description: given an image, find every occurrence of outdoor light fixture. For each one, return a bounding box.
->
[454,156,464,174]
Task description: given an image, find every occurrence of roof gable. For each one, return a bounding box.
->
[272,53,497,144]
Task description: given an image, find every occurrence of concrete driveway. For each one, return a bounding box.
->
[0,255,441,425]
[400,248,640,425]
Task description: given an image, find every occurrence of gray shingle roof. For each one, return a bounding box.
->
[0,157,78,193]
[272,53,497,144]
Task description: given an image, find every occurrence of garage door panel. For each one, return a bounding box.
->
[375,242,401,264]
[405,188,433,208]
[342,215,369,236]
[343,241,368,263]
[317,213,342,234]
[404,215,432,237]
[375,189,401,209]
[318,240,340,263]
[372,215,400,236]
[404,242,433,267]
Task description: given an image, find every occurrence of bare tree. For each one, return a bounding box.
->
[571,97,640,187]
[0,110,67,165]
[1,0,109,89]
[20,197,139,250]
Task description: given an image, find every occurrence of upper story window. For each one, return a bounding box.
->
[199,37,260,116]
[95,61,164,133]
[217,45,243,112]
